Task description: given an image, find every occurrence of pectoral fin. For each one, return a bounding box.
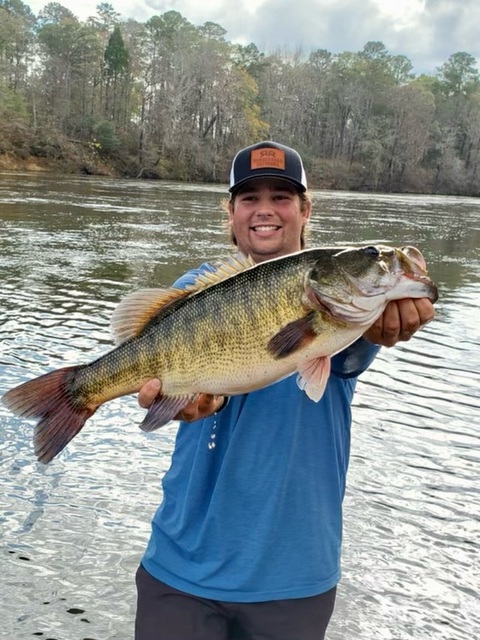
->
[296,356,331,401]
[267,312,317,358]
[139,393,196,431]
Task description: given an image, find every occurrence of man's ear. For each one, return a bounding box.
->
[227,201,234,224]
[302,199,312,224]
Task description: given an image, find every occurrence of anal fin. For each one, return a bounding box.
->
[139,393,196,431]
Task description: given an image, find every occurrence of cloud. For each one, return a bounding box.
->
[26,0,480,74]
[392,0,480,72]
[221,0,391,54]
[223,0,480,74]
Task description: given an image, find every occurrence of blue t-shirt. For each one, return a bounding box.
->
[141,265,379,602]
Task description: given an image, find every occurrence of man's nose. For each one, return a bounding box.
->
[255,199,275,214]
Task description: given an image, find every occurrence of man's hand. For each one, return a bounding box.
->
[138,379,225,422]
[364,298,435,347]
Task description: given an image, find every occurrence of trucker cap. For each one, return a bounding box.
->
[229,141,308,193]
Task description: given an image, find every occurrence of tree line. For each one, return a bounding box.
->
[1,0,480,195]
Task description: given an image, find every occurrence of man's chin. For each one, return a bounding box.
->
[248,245,286,262]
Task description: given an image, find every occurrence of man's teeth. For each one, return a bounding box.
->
[253,225,279,231]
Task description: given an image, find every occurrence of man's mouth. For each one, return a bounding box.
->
[251,225,281,232]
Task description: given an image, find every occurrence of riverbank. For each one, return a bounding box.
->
[1,150,477,197]
[0,150,118,177]
[0,150,390,192]
[0,152,56,173]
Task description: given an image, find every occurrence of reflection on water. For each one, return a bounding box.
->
[0,172,479,639]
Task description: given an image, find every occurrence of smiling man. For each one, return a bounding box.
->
[134,141,435,640]
[227,142,311,262]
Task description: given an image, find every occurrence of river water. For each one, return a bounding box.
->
[0,172,479,640]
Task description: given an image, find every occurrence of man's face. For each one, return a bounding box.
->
[228,178,311,264]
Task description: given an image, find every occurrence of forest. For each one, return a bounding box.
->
[1,0,480,195]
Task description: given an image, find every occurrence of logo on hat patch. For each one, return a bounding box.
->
[250,148,285,170]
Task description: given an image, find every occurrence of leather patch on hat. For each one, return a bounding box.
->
[250,148,285,170]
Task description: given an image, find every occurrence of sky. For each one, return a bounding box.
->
[25,0,480,75]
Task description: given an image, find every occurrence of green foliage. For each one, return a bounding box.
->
[145,10,197,51]
[104,24,128,77]
[233,42,268,81]
[89,2,121,29]
[37,2,76,26]
[199,21,226,42]
[0,81,27,117]
[93,120,120,154]
[0,0,35,90]
[436,52,480,97]
[28,129,64,157]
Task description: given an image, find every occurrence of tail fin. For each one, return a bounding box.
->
[2,367,96,464]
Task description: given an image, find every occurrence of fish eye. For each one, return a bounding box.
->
[363,246,379,257]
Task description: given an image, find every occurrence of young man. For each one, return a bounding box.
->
[134,141,435,640]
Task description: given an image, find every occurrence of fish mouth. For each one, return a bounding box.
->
[394,247,439,302]
[399,271,439,302]
[402,245,427,272]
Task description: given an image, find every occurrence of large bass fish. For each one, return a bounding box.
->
[2,245,438,463]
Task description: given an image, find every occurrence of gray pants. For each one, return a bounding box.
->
[135,564,336,640]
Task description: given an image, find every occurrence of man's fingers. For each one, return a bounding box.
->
[177,395,223,422]
[396,298,435,341]
[178,403,198,421]
[363,298,436,347]
[138,379,161,408]
[138,385,225,419]
[412,298,436,325]
[198,394,217,412]
[381,300,403,342]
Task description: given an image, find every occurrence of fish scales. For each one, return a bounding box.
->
[132,251,317,395]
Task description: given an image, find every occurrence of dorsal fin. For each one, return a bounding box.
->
[110,253,256,345]
[111,287,190,345]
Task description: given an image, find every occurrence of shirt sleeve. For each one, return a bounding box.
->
[331,337,380,378]
[172,263,217,289]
